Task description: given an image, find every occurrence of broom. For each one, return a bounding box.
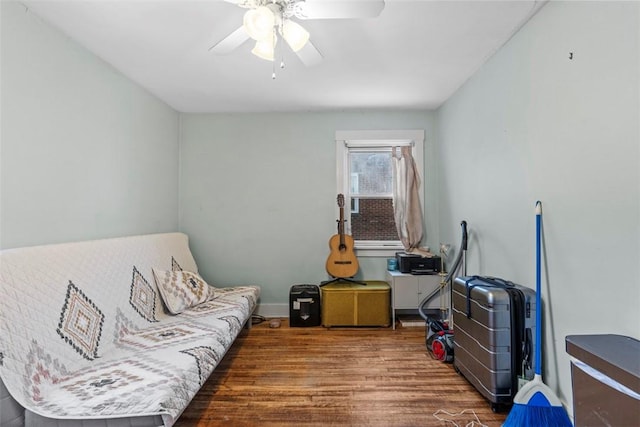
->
[503,201,573,426]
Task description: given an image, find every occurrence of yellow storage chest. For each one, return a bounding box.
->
[320,281,391,327]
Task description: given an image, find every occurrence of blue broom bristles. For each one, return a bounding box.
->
[503,402,573,427]
[503,386,573,427]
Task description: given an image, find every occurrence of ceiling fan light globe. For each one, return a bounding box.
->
[251,37,277,61]
[243,6,275,41]
[281,19,309,52]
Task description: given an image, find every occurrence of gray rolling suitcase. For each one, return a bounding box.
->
[452,276,536,412]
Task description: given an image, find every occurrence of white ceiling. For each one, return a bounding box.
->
[20,0,546,113]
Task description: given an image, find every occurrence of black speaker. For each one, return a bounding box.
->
[289,284,321,327]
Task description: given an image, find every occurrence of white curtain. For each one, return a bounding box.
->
[392,145,424,251]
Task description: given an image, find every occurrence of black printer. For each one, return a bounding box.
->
[395,252,442,274]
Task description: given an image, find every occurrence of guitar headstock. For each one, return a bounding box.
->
[337,194,345,208]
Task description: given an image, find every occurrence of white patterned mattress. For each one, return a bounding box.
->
[0,233,260,426]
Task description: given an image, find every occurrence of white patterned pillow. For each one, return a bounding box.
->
[152,269,215,314]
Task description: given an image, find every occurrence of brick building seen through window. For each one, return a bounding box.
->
[350,198,398,240]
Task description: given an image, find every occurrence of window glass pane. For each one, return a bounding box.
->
[350,198,398,241]
[349,151,392,195]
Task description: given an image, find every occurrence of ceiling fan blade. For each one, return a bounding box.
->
[209,26,250,54]
[295,39,323,67]
[295,0,385,20]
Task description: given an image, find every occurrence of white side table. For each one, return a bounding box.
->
[386,270,447,329]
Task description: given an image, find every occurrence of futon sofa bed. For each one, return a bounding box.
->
[0,232,260,426]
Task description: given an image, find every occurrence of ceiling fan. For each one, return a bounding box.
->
[210,0,385,67]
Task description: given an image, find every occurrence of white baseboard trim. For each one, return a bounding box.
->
[254,303,289,318]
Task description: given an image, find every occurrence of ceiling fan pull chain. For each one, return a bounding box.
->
[279,36,285,70]
[279,12,285,70]
[272,28,277,79]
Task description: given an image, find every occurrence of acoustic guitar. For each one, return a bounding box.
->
[325,194,359,278]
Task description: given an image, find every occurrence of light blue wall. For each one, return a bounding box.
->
[0,2,180,248]
[179,112,437,314]
[437,0,639,412]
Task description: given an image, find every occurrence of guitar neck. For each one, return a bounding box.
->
[338,206,346,247]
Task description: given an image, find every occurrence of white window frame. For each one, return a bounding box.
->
[350,172,360,213]
[336,130,425,257]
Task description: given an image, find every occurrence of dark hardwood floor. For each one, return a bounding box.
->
[175,318,507,426]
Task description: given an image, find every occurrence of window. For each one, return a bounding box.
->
[336,130,424,257]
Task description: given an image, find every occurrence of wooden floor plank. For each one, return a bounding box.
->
[175,319,507,426]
